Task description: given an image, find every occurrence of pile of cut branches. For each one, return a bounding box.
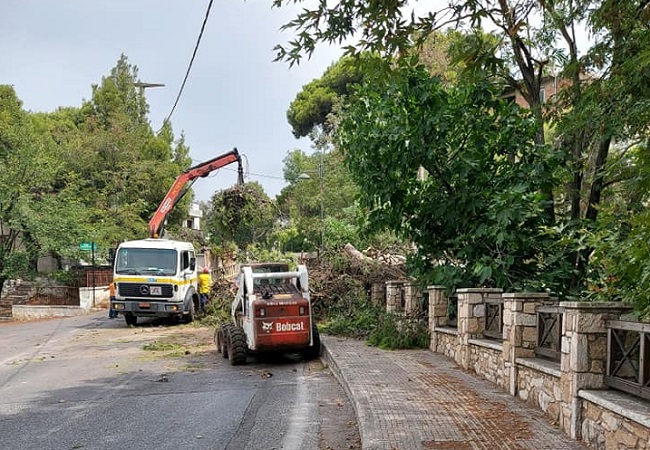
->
[209,277,238,310]
[306,243,408,319]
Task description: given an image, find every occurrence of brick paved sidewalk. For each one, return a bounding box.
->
[321,335,588,450]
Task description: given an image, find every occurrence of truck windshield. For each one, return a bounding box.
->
[115,248,177,276]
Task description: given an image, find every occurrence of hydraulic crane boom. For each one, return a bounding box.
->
[148,148,244,238]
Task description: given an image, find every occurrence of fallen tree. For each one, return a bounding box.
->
[307,243,408,319]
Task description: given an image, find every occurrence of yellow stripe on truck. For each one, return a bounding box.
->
[113,276,198,285]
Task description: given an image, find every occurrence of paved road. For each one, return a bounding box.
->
[0,313,360,450]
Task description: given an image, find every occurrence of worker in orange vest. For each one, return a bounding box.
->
[105,282,117,318]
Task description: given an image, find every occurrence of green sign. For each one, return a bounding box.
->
[80,242,96,251]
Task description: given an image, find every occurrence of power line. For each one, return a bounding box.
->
[190,155,284,180]
[158,0,214,132]
[211,166,285,180]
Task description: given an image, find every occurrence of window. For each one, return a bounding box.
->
[539,88,546,103]
[181,251,190,270]
[115,248,177,275]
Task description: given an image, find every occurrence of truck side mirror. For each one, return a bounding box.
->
[108,248,116,266]
[190,257,196,271]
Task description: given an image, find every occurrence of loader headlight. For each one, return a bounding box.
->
[257,307,266,317]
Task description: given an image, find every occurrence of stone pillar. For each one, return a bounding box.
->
[403,283,420,315]
[456,288,503,370]
[370,282,385,308]
[559,302,633,440]
[385,281,404,312]
[502,293,550,396]
[427,286,448,352]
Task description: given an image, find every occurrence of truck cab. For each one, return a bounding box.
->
[111,239,200,326]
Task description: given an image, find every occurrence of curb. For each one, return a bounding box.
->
[320,337,375,450]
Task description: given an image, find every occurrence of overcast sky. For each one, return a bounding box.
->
[0,0,341,201]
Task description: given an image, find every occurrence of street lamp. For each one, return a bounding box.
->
[298,152,324,255]
[134,82,165,95]
[134,82,165,123]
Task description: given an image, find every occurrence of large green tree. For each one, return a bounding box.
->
[1,55,194,296]
[275,0,650,303]
[338,60,565,289]
[276,148,363,252]
[57,55,192,245]
[0,86,85,293]
[287,55,366,138]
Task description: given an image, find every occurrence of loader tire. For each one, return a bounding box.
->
[301,323,321,360]
[227,326,248,366]
[216,323,232,358]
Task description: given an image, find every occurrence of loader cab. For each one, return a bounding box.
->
[250,263,290,289]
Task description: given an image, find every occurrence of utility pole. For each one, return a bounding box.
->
[318,151,324,256]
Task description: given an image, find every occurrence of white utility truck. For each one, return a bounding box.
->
[110,149,244,326]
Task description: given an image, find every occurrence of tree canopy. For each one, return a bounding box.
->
[278,0,650,314]
[206,182,278,250]
[0,55,192,295]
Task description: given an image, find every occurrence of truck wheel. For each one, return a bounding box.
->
[227,326,248,366]
[183,299,195,324]
[124,313,137,327]
[301,323,321,360]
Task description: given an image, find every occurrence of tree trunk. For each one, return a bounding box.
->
[585,137,612,222]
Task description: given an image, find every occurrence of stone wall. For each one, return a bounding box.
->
[516,359,562,425]
[370,282,385,307]
[403,283,422,316]
[1,279,105,319]
[580,392,650,450]
[386,281,404,312]
[432,328,458,360]
[0,281,32,318]
[12,305,97,320]
[423,284,648,449]
[468,340,505,387]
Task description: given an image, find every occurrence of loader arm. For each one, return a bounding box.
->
[148,148,244,238]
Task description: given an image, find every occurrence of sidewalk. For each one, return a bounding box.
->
[321,335,588,450]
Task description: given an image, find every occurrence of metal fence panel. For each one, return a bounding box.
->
[605,320,650,401]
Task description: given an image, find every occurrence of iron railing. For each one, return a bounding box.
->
[221,262,240,279]
[483,298,503,340]
[84,269,113,287]
[420,291,430,326]
[605,320,650,401]
[30,286,80,306]
[447,295,458,328]
[535,306,562,362]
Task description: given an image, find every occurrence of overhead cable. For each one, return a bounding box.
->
[158,0,214,132]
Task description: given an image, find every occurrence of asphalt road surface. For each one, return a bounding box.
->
[0,312,360,450]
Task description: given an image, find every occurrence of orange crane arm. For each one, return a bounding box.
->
[148,148,244,238]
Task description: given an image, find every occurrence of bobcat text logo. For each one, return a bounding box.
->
[275,322,305,332]
[262,322,273,333]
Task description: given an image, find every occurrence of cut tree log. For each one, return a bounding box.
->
[343,243,371,262]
